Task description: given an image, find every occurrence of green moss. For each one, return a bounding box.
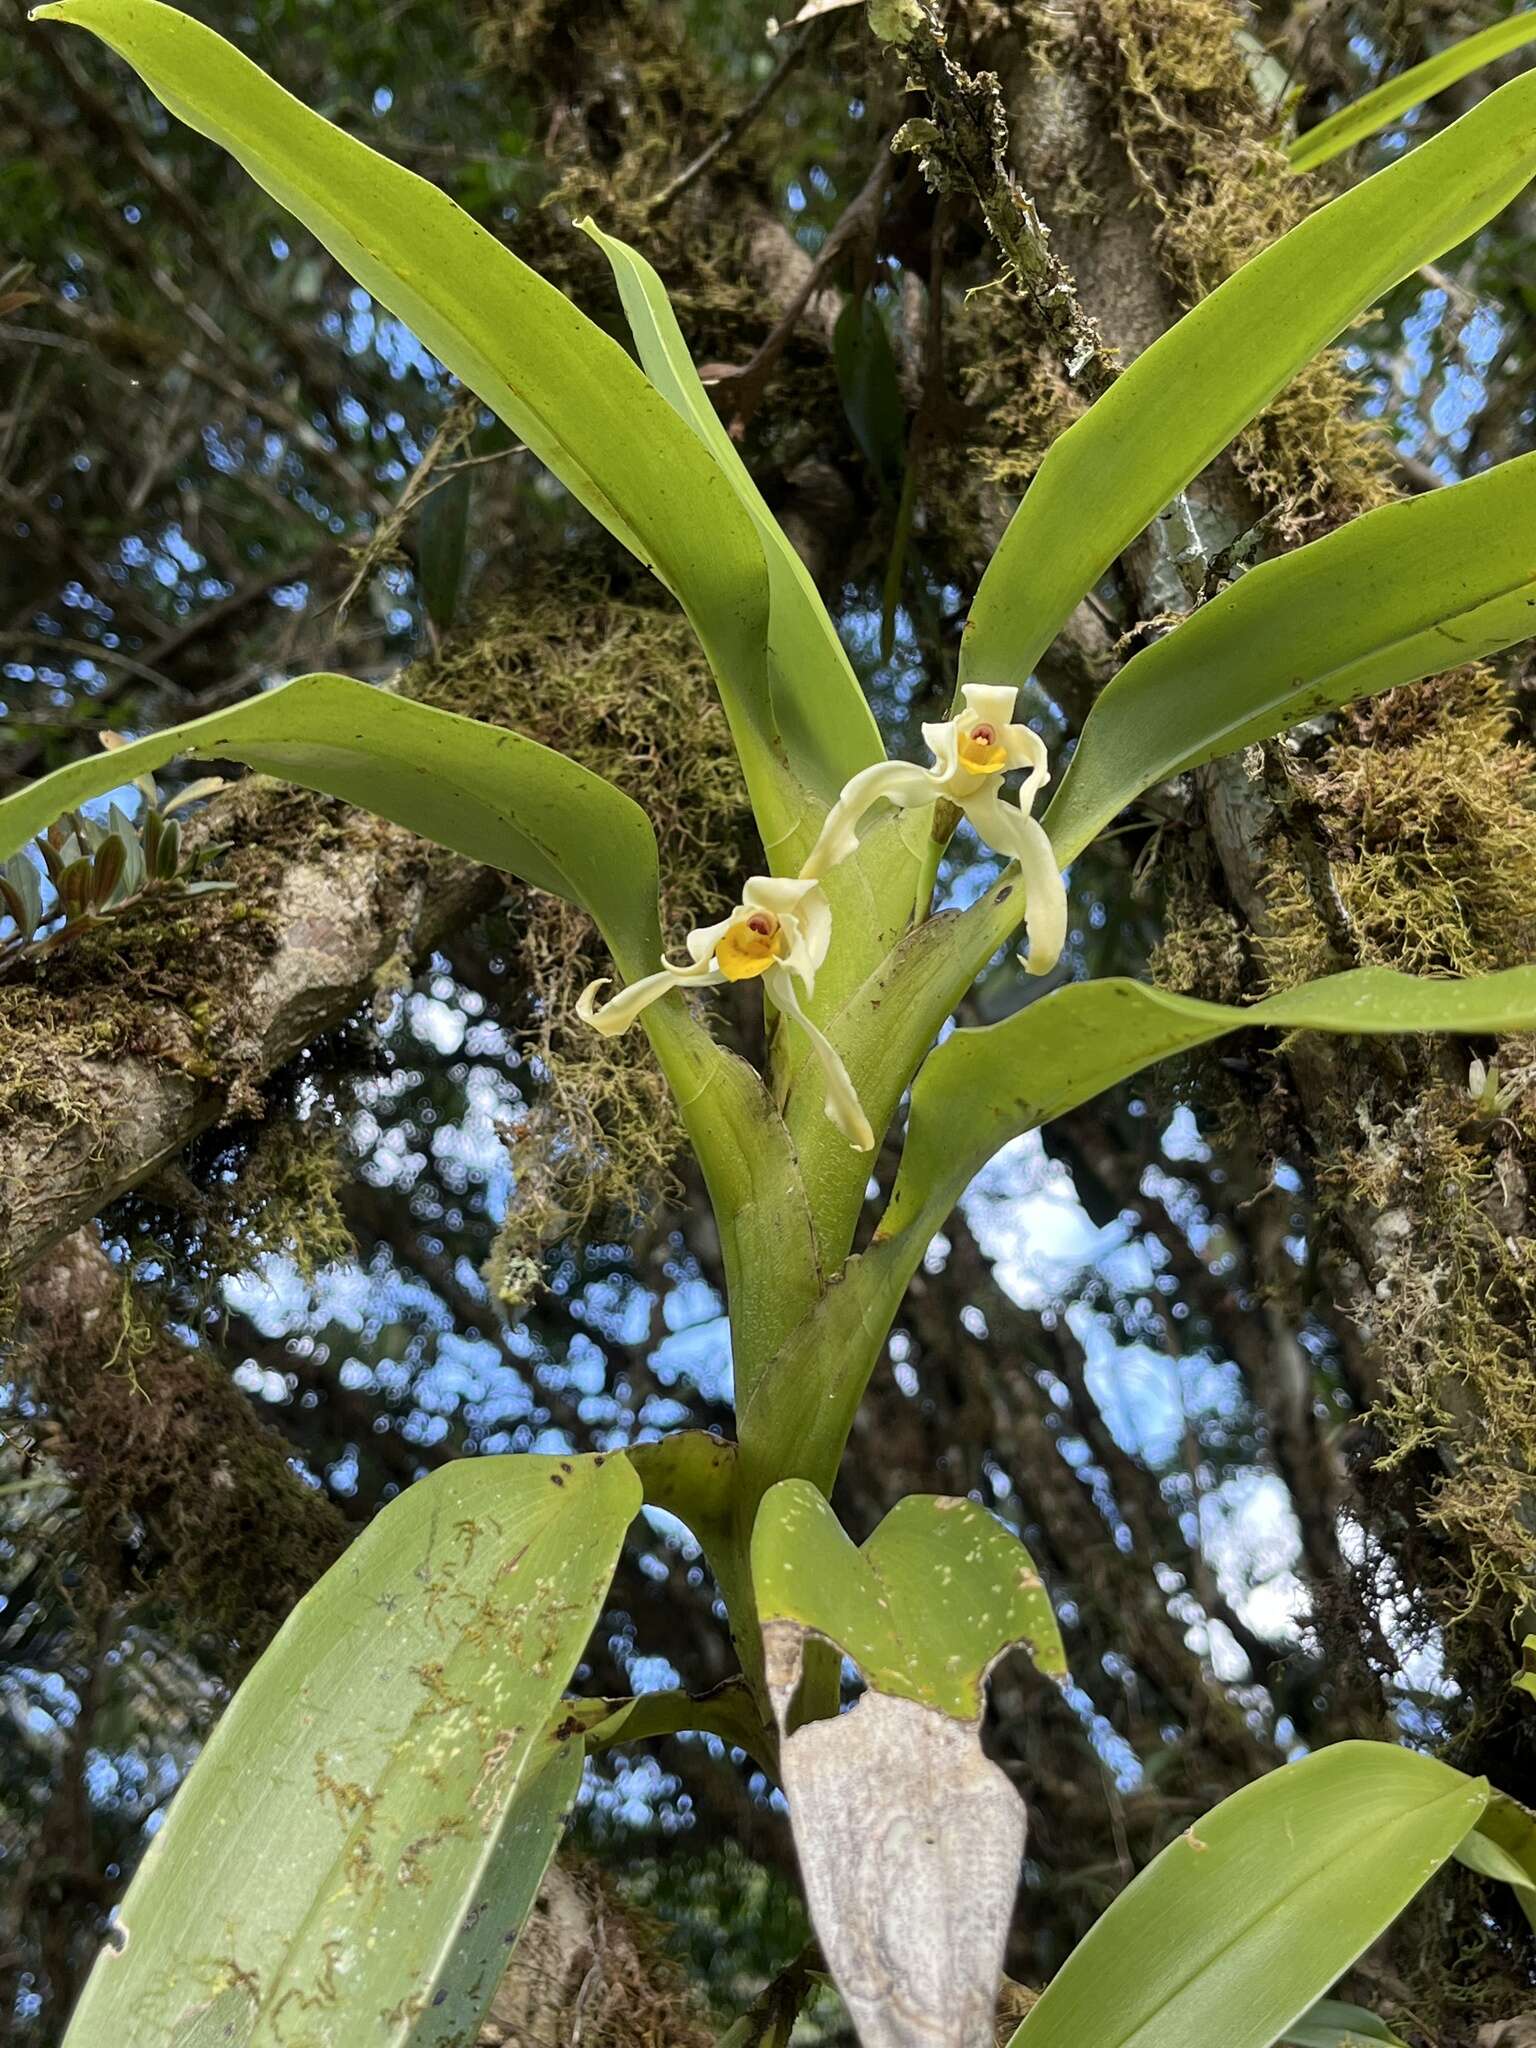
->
[1023,0,1398,535]
[411,583,755,1292]
[15,1260,347,1656]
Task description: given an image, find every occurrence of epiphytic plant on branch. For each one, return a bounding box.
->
[9,2,1536,2041]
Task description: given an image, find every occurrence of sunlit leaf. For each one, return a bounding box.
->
[33,0,813,849]
[740,957,1536,1510]
[963,69,1536,690]
[0,675,665,975]
[63,1452,641,2048]
[885,964,1536,1245]
[0,679,827,1363]
[1043,452,1536,862]
[1007,1744,1486,2048]
[579,216,884,826]
[753,1480,1065,1718]
[1289,12,1536,173]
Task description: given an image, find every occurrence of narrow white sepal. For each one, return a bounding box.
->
[767,966,876,1152]
[961,786,1067,975]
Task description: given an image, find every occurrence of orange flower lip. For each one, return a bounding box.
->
[717,911,787,981]
[957,726,1007,774]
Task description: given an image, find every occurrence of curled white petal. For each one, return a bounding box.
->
[767,965,876,1152]
[960,786,1067,976]
[576,960,721,1035]
[1003,720,1050,801]
[800,760,942,879]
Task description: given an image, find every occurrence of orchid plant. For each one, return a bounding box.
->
[10,3,1536,2044]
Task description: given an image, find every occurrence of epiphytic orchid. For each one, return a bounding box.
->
[18,10,1536,2045]
[799,683,1068,973]
[578,874,875,1151]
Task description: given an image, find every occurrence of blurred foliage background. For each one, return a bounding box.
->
[2,0,1535,2038]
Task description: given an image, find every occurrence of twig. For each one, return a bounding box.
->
[888,4,1113,395]
[708,143,898,432]
[333,388,481,625]
[649,30,815,216]
[0,633,188,695]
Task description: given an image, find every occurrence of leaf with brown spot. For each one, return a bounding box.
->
[64,1452,639,2048]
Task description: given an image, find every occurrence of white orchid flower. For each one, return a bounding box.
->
[578,874,875,1152]
[800,683,1067,973]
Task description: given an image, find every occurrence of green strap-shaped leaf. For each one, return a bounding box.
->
[753,1481,1065,1718]
[0,682,830,1364]
[738,959,1536,1519]
[1284,1999,1410,2048]
[579,219,884,828]
[0,676,665,976]
[63,1452,641,2048]
[1043,451,1536,862]
[34,1,810,850]
[1289,12,1536,173]
[1008,1744,1486,2048]
[1452,1788,1536,1933]
[961,69,1536,691]
[885,964,1536,1243]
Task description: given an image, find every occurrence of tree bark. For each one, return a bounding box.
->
[0,781,495,1285]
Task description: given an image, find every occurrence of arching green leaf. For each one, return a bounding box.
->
[579,218,884,829]
[33,0,809,850]
[0,681,829,1377]
[1289,12,1536,173]
[963,70,1536,691]
[1284,1999,1409,2048]
[885,964,1536,1244]
[0,675,665,975]
[63,1452,641,2048]
[1008,1745,1486,2048]
[1043,452,1536,863]
[739,960,1536,1521]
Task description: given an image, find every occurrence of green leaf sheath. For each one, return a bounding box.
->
[1008,1744,1486,2048]
[63,1452,640,2048]
[1289,12,1536,173]
[1044,452,1536,862]
[752,1481,1066,1719]
[580,219,884,839]
[741,964,1536,1508]
[34,0,808,848]
[962,69,1536,691]
[1452,1789,1536,1933]
[0,677,665,976]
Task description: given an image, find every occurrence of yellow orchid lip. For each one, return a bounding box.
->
[716,910,788,981]
[956,724,1007,774]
